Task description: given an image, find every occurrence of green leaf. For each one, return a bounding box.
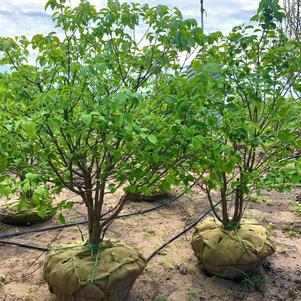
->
[115,115,124,127]
[64,201,74,209]
[37,207,47,219]
[0,157,8,169]
[125,185,137,193]
[147,135,157,145]
[191,135,205,150]
[82,114,92,125]
[0,185,11,197]
[58,213,66,224]
[23,121,36,138]
[295,140,301,149]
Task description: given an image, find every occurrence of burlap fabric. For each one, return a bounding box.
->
[125,191,170,202]
[0,203,52,226]
[43,240,147,301]
[191,217,275,280]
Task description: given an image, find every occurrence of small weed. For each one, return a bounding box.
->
[0,275,7,287]
[245,212,255,219]
[282,223,299,237]
[259,213,268,223]
[293,202,301,216]
[161,258,174,269]
[24,286,33,301]
[242,273,267,290]
[155,293,168,301]
[186,288,199,301]
[143,226,156,238]
[265,222,274,232]
[288,229,298,237]
[250,195,273,205]
[278,244,288,254]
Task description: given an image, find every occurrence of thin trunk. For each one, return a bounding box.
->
[25,189,34,200]
[90,183,105,247]
[87,194,102,247]
[238,187,244,221]
[83,170,103,248]
[232,170,245,224]
[200,0,204,31]
[221,172,229,226]
[232,187,240,223]
[206,186,223,223]
[87,207,94,243]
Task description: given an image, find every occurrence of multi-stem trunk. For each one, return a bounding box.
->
[232,186,244,224]
[217,171,245,228]
[83,177,104,248]
[220,172,229,226]
[88,207,102,246]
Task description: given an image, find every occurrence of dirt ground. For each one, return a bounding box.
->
[0,187,301,301]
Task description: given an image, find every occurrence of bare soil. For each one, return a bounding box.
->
[0,188,301,301]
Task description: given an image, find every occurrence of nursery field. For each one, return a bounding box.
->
[1,188,301,301]
[0,0,300,300]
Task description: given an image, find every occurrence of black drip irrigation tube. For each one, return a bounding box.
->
[0,239,50,252]
[0,187,189,240]
[2,154,300,254]
[0,219,87,240]
[146,200,221,261]
[0,201,221,259]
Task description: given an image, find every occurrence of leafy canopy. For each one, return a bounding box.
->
[0,0,204,243]
[187,0,301,226]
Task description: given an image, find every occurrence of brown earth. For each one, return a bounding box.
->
[0,187,301,301]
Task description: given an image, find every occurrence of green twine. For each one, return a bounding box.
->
[224,222,245,252]
[235,228,245,252]
[51,241,106,283]
[85,242,106,283]
[224,222,240,231]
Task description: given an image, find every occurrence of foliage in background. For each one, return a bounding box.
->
[0,72,63,216]
[283,0,301,41]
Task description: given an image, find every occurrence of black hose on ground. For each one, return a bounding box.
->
[0,201,221,258]
[0,219,87,239]
[0,186,190,240]
[144,152,301,262]
[146,200,221,262]
[0,240,50,252]
[0,154,299,245]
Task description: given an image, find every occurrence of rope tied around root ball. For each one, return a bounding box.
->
[84,241,107,283]
[223,222,245,252]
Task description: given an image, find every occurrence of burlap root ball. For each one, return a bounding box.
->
[43,240,147,301]
[125,191,171,202]
[0,204,52,226]
[191,217,275,280]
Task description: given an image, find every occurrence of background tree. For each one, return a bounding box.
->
[188,0,301,227]
[283,0,301,41]
[0,72,63,218]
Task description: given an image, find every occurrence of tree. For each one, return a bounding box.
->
[0,0,203,247]
[0,72,62,218]
[188,0,301,227]
[283,0,301,41]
